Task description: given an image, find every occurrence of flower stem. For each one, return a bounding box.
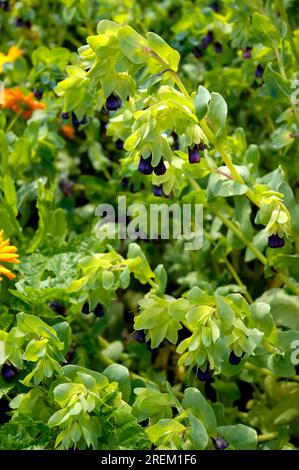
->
[257,432,278,443]
[224,257,253,303]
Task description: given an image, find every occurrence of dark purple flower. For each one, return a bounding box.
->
[94,303,105,318]
[33,88,43,99]
[188,145,201,164]
[153,185,164,197]
[198,142,206,151]
[229,351,243,365]
[0,1,10,12]
[268,233,285,248]
[214,42,223,53]
[49,301,66,316]
[171,131,179,150]
[66,346,76,363]
[251,80,260,90]
[2,364,18,382]
[138,156,153,175]
[121,177,129,189]
[82,302,90,314]
[201,31,214,49]
[255,64,264,78]
[25,20,31,29]
[213,435,229,450]
[193,46,203,59]
[61,112,70,120]
[154,159,166,176]
[80,115,88,125]
[193,366,211,381]
[209,1,221,12]
[16,18,23,27]
[116,139,124,150]
[106,93,122,111]
[242,47,252,59]
[135,330,146,343]
[71,112,80,129]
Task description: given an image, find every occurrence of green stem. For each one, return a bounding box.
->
[257,432,278,443]
[276,0,299,67]
[6,111,23,133]
[224,258,253,303]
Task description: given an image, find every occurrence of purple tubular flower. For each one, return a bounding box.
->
[201,31,214,49]
[209,1,221,12]
[268,233,285,248]
[229,351,243,365]
[188,145,201,164]
[61,112,70,120]
[255,64,264,78]
[49,300,66,316]
[94,303,105,318]
[33,88,43,99]
[193,46,203,59]
[135,330,146,343]
[138,156,153,175]
[153,185,164,197]
[2,364,18,382]
[121,177,129,189]
[106,93,122,111]
[154,159,166,176]
[198,142,206,151]
[82,302,90,314]
[71,112,80,129]
[116,139,124,150]
[242,47,252,59]
[214,42,223,53]
[213,435,229,450]
[193,366,211,381]
[16,18,23,27]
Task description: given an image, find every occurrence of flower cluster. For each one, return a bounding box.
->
[2,88,45,118]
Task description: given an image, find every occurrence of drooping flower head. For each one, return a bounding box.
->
[0,230,20,281]
[2,88,45,118]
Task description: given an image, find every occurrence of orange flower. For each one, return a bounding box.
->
[0,230,20,281]
[0,46,23,73]
[2,88,45,118]
[60,124,75,140]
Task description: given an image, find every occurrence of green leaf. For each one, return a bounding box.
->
[194,86,211,120]
[217,424,257,450]
[104,364,131,402]
[118,26,148,64]
[146,32,180,71]
[146,419,186,444]
[207,93,227,142]
[189,413,209,450]
[182,388,217,437]
[252,12,280,47]
[259,64,291,105]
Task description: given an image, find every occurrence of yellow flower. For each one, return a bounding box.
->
[0,46,23,73]
[0,230,20,281]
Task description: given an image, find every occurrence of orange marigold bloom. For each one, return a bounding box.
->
[2,88,45,118]
[0,46,23,73]
[0,230,20,281]
[60,124,75,140]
